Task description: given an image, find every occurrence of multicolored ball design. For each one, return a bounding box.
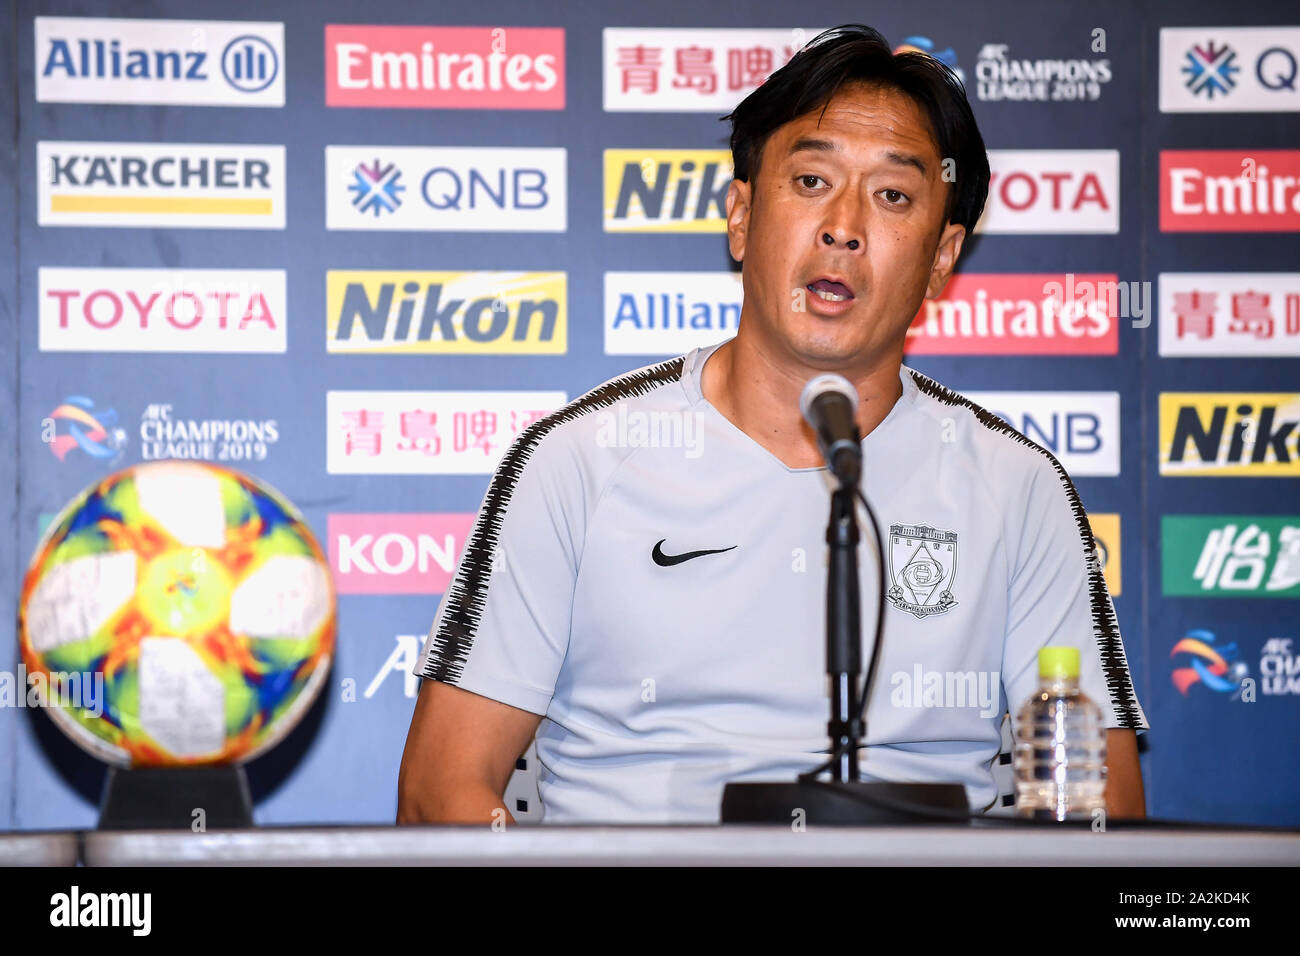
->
[19,460,335,767]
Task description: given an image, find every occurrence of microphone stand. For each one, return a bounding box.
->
[720,446,970,824]
[826,481,862,784]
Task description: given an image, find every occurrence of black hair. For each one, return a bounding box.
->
[723,24,990,234]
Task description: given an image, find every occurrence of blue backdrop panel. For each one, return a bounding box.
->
[2,0,21,832]
[3,0,1298,829]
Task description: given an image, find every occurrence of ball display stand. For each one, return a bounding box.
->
[98,766,254,830]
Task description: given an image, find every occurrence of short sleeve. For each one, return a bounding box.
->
[1001,457,1148,740]
[414,425,586,716]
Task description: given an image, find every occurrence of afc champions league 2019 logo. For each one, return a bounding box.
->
[1170,629,1250,696]
[886,523,959,619]
[45,396,128,465]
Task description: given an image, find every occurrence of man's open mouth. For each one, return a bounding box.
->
[807,278,855,303]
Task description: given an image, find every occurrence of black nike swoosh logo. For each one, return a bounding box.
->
[651,539,738,567]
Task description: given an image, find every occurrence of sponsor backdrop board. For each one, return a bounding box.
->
[2,0,1298,831]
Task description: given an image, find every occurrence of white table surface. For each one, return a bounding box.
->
[66,822,1300,867]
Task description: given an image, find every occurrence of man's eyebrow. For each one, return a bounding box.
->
[786,136,839,158]
[881,150,928,177]
[785,137,929,177]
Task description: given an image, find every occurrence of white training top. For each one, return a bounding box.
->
[415,341,1148,823]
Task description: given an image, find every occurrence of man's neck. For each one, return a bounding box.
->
[700,333,905,470]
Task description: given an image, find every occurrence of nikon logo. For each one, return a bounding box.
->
[1160,393,1300,476]
[603,149,732,232]
[326,270,566,354]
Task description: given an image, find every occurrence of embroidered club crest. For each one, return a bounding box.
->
[887,522,958,619]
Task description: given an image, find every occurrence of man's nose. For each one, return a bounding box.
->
[821,231,860,250]
[819,192,866,251]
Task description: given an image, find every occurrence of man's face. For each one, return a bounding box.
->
[726,82,967,371]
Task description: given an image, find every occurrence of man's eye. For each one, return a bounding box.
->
[881,189,910,205]
[798,175,826,189]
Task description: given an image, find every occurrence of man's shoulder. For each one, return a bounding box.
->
[901,365,1100,593]
[901,365,1072,487]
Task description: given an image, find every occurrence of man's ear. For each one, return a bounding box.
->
[725,178,751,263]
[925,221,966,299]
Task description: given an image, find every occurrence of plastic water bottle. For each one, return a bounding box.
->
[1014,647,1107,821]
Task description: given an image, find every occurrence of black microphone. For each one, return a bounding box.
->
[799,373,861,485]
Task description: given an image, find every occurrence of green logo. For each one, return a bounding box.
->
[1162,515,1300,597]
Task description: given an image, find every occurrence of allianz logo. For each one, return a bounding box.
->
[41,35,278,91]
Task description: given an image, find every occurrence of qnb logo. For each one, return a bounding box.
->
[1007,410,1101,451]
[1182,40,1239,99]
[1257,46,1300,93]
[220,34,278,93]
[350,159,405,216]
[1161,27,1300,113]
[326,146,565,231]
[1170,629,1249,696]
[964,391,1119,476]
[419,166,550,212]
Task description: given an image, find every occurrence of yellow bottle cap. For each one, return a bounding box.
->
[1038,646,1080,680]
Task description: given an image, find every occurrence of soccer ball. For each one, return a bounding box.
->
[19,460,335,767]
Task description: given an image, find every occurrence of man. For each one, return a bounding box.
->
[398,25,1148,825]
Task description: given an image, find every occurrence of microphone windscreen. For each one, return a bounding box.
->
[799,373,859,427]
